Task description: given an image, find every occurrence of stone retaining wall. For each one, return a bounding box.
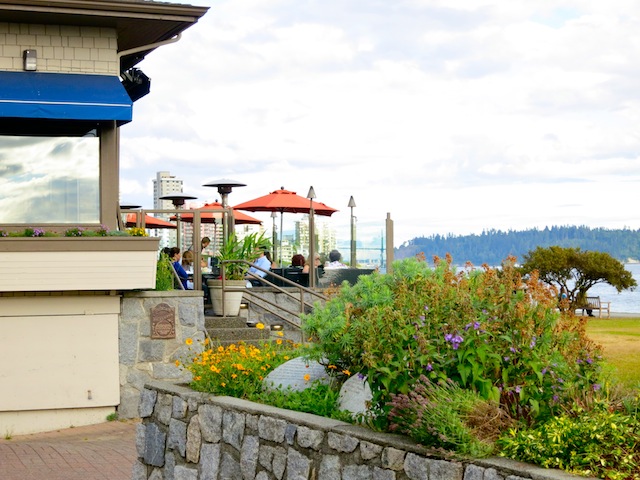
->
[119,291,205,419]
[133,381,585,480]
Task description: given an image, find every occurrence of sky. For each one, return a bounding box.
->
[119,0,640,248]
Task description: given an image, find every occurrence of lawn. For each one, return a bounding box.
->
[585,317,640,387]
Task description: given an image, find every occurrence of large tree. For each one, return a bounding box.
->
[521,246,636,309]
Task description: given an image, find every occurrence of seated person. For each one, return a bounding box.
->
[170,247,190,289]
[265,251,278,269]
[246,248,271,287]
[325,249,348,268]
[302,254,321,274]
[290,254,305,268]
[181,250,195,289]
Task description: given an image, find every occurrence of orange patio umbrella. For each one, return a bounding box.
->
[234,187,338,265]
[125,213,176,229]
[172,201,262,225]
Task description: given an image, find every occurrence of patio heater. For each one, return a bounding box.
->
[307,186,316,288]
[159,192,197,251]
[202,179,246,244]
[119,202,141,231]
[348,195,356,267]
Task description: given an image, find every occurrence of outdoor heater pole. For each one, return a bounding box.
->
[348,195,356,267]
[271,211,277,266]
[307,186,316,288]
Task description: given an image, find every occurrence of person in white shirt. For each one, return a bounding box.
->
[325,249,348,269]
[246,248,271,286]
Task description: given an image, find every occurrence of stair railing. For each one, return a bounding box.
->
[217,260,327,335]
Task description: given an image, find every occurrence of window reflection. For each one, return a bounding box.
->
[0,135,99,224]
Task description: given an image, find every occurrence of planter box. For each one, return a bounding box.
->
[0,236,160,292]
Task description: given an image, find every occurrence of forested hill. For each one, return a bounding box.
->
[394,226,640,266]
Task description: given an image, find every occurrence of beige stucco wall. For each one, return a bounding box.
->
[0,250,158,292]
[0,296,120,435]
[0,22,118,74]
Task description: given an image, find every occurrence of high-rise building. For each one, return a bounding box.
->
[153,171,183,214]
[295,216,337,258]
[153,171,183,248]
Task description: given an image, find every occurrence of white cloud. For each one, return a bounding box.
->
[120,0,640,247]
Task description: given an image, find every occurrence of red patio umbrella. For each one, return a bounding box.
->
[125,213,176,229]
[171,201,262,225]
[234,188,338,266]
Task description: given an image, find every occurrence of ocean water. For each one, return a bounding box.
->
[585,263,640,314]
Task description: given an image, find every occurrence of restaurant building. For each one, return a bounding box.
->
[0,0,207,434]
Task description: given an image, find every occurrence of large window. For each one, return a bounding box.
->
[0,133,100,224]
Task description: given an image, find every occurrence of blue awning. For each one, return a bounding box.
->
[0,71,133,124]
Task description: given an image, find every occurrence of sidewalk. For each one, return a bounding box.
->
[0,420,137,480]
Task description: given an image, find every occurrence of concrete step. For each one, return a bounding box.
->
[205,316,249,329]
[206,328,271,347]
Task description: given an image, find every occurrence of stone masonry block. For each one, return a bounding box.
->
[328,432,359,453]
[404,453,429,480]
[199,404,223,443]
[167,419,187,458]
[139,388,158,418]
[222,410,246,451]
[241,435,259,479]
[143,423,166,467]
[287,449,311,480]
[382,447,405,471]
[296,426,324,450]
[429,458,463,480]
[258,415,287,443]
[199,443,220,480]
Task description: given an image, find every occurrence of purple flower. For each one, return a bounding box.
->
[473,321,481,330]
[586,357,593,364]
[529,336,536,349]
[444,333,453,342]
[357,373,366,380]
[592,383,601,391]
[541,367,547,375]
[515,386,521,393]
[510,347,517,353]
[426,363,433,372]
[464,323,472,331]
[444,332,463,350]
[503,356,510,362]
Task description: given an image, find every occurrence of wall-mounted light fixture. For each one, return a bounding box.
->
[23,49,37,71]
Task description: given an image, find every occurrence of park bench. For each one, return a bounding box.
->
[579,296,611,319]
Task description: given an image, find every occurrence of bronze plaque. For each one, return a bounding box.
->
[151,303,176,339]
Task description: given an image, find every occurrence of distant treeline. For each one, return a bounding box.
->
[395,225,640,266]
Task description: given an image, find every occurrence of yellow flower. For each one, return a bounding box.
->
[231,374,237,379]
[174,360,180,367]
[277,331,284,337]
[194,376,201,381]
[328,364,337,369]
[284,356,290,360]
[221,382,226,387]
[256,323,265,330]
[204,338,210,345]
[276,339,282,345]
[218,346,225,352]
[185,338,193,346]
[304,374,311,382]
[342,370,351,376]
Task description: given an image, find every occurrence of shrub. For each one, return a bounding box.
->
[388,375,510,457]
[302,255,603,428]
[497,404,640,479]
[155,253,174,291]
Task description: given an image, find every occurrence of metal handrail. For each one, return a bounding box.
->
[214,260,327,334]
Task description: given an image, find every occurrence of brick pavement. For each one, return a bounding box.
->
[0,420,137,480]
